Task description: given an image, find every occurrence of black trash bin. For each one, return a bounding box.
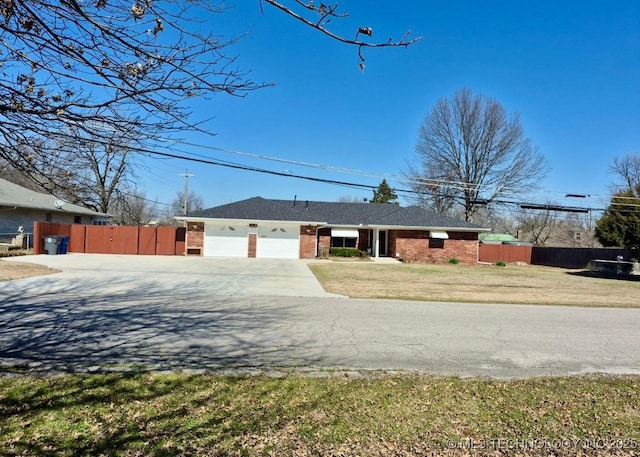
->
[43,236,62,255]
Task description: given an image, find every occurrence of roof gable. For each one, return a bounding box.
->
[187,197,486,231]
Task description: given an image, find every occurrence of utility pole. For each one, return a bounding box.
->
[178,169,195,215]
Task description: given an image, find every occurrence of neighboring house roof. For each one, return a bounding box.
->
[181,197,489,231]
[479,233,519,243]
[0,177,109,217]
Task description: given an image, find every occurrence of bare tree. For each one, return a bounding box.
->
[14,129,138,213]
[0,158,41,190]
[472,208,519,236]
[56,131,138,214]
[1,1,420,193]
[516,205,562,247]
[110,190,157,226]
[609,153,640,192]
[0,2,267,189]
[406,88,550,221]
[161,191,206,225]
[174,191,205,215]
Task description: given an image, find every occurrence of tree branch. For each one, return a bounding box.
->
[262,0,421,68]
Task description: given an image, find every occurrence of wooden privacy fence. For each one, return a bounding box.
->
[479,243,639,269]
[34,222,186,255]
[478,244,532,264]
[531,247,639,269]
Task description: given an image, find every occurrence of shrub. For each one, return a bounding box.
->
[448,258,460,265]
[495,260,507,267]
[329,248,367,258]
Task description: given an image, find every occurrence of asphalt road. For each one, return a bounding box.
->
[1,254,639,378]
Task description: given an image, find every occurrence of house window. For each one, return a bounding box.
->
[45,212,52,222]
[429,238,445,249]
[331,237,357,248]
[74,216,81,224]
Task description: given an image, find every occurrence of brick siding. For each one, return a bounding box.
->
[248,233,257,258]
[186,222,204,255]
[389,230,478,265]
[299,225,317,259]
[186,221,478,263]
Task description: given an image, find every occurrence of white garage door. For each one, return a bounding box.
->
[204,224,248,257]
[256,224,300,259]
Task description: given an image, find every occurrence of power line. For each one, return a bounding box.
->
[153,137,631,202]
[30,125,627,204]
[141,149,640,215]
[9,127,640,215]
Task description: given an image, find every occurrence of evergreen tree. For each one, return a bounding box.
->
[595,187,640,248]
[371,179,398,204]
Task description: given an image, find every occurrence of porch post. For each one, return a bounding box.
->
[372,229,379,258]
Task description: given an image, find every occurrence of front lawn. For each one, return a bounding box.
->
[309,262,640,307]
[1,372,639,456]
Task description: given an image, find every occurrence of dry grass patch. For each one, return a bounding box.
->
[0,258,58,282]
[309,262,640,307]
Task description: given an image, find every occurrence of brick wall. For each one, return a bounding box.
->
[186,222,204,255]
[299,225,317,259]
[390,230,478,265]
[248,233,257,258]
[389,230,428,261]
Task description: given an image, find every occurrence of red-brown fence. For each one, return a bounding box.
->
[478,244,532,264]
[34,222,186,255]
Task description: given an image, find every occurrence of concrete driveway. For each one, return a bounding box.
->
[1,254,338,297]
[1,254,640,378]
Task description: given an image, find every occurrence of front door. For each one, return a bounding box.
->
[379,230,388,256]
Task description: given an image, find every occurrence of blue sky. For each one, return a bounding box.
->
[142,1,640,214]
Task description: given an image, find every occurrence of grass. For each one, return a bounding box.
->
[1,372,639,456]
[309,262,640,307]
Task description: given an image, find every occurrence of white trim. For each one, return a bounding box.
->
[430,230,449,239]
[331,228,359,238]
[373,229,379,258]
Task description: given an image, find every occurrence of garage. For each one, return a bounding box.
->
[204,223,248,257]
[203,223,300,258]
[256,224,300,259]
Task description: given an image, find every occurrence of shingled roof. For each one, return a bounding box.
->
[185,197,487,231]
[0,177,108,217]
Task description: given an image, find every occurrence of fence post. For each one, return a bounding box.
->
[33,221,44,254]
